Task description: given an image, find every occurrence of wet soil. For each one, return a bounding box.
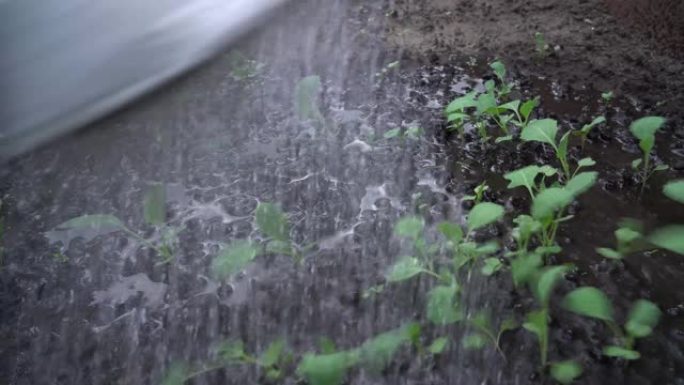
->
[1,1,684,385]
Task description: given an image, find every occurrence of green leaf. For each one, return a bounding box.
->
[383,128,401,139]
[550,360,583,385]
[577,157,596,168]
[511,252,543,287]
[476,93,497,115]
[359,327,411,372]
[649,225,684,255]
[558,131,571,162]
[498,100,520,114]
[162,363,189,385]
[654,164,669,172]
[494,135,514,143]
[523,309,548,365]
[520,98,539,121]
[437,222,463,244]
[462,333,487,350]
[531,188,573,220]
[513,215,542,241]
[521,119,559,147]
[602,345,640,360]
[428,337,449,354]
[212,241,259,279]
[445,91,478,114]
[596,247,623,260]
[504,165,543,195]
[580,116,606,135]
[55,214,125,232]
[406,126,423,139]
[535,265,570,307]
[143,184,166,225]
[255,202,290,242]
[562,287,614,322]
[467,202,504,231]
[631,158,643,170]
[481,257,503,276]
[394,216,424,240]
[297,351,357,385]
[426,285,463,325]
[295,75,323,121]
[625,300,661,338]
[663,179,684,204]
[218,340,247,362]
[630,116,665,155]
[565,171,597,197]
[490,60,506,81]
[447,112,469,123]
[386,257,424,282]
[259,338,286,367]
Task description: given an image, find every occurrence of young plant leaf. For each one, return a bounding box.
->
[520,98,539,121]
[162,363,189,385]
[648,225,684,255]
[55,214,125,232]
[476,93,497,115]
[256,202,289,242]
[630,116,665,155]
[521,119,558,147]
[259,338,286,367]
[495,135,514,143]
[212,241,259,279]
[602,346,640,360]
[383,128,401,139]
[577,157,596,168]
[426,285,462,325]
[504,165,543,197]
[535,265,570,307]
[550,360,583,385]
[359,326,411,372]
[386,257,424,282]
[467,202,504,231]
[445,91,477,114]
[580,116,606,135]
[218,340,247,362]
[625,300,661,338]
[297,351,358,385]
[663,179,684,204]
[565,171,597,197]
[490,60,506,82]
[295,75,323,122]
[394,216,424,240]
[143,184,166,225]
[437,222,463,244]
[562,287,614,322]
[428,337,449,354]
[523,309,549,365]
[511,252,543,287]
[596,247,623,260]
[462,333,487,350]
[531,188,572,220]
[481,257,503,276]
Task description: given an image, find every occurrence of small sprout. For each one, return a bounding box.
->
[575,116,605,147]
[648,225,684,255]
[523,309,549,366]
[625,300,661,339]
[534,32,550,59]
[297,351,357,385]
[601,91,614,104]
[504,164,557,198]
[256,202,290,242]
[596,224,643,260]
[383,128,401,139]
[629,116,667,191]
[437,221,463,244]
[481,257,503,276]
[520,119,572,178]
[428,337,449,354]
[550,360,583,384]
[462,181,489,204]
[462,333,487,350]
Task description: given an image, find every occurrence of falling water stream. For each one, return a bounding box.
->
[0,1,512,384]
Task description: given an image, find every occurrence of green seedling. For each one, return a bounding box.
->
[596,221,643,260]
[534,32,550,59]
[228,51,265,81]
[663,179,684,204]
[629,116,668,192]
[523,265,571,366]
[504,164,557,199]
[574,116,606,148]
[520,119,572,178]
[550,360,583,385]
[427,336,449,354]
[295,75,325,124]
[383,125,423,140]
[462,181,489,204]
[562,287,661,360]
[601,91,614,104]
[49,184,180,263]
[163,339,291,385]
[463,311,517,357]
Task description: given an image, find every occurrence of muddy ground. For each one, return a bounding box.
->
[0,1,683,385]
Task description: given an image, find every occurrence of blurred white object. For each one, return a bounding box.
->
[0,0,286,160]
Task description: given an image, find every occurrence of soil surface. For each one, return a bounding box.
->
[1,1,683,385]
